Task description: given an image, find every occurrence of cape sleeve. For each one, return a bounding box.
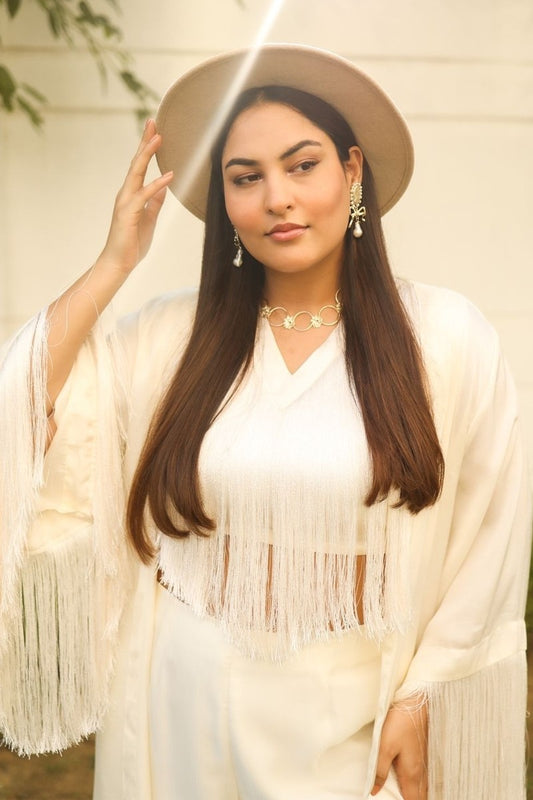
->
[394,296,532,800]
[0,309,132,755]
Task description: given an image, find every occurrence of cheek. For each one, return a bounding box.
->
[320,177,350,215]
[224,190,261,232]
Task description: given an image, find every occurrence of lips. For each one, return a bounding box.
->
[267,223,307,242]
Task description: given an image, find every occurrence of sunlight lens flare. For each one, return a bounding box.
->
[173,0,287,209]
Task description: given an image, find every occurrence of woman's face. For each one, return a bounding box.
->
[221,102,362,281]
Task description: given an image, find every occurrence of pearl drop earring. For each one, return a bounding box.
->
[348,182,366,238]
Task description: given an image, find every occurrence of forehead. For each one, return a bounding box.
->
[222,101,328,157]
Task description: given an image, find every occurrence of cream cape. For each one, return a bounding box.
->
[0,280,531,799]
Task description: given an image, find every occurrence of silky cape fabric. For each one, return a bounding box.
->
[0,280,530,799]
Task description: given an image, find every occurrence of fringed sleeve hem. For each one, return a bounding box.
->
[386,288,532,800]
[396,651,527,800]
[0,310,131,755]
[0,528,115,755]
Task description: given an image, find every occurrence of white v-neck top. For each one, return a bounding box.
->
[157,317,381,658]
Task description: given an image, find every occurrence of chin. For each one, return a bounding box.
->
[261,251,327,272]
[263,261,318,276]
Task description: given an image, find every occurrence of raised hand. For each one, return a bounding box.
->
[99,118,174,275]
[45,120,174,416]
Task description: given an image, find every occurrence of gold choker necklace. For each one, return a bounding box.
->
[261,291,342,332]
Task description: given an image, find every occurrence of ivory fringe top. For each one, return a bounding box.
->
[158,317,412,660]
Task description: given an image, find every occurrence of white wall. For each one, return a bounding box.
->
[1,0,532,451]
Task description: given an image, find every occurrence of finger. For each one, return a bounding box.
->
[111,172,172,235]
[370,773,389,796]
[128,121,152,171]
[137,171,173,211]
[122,133,163,195]
[134,128,161,169]
[136,186,169,261]
[132,117,156,159]
[144,184,169,218]
[370,751,394,796]
[140,187,169,234]
[119,129,164,203]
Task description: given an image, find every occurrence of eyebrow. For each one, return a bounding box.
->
[224,139,322,170]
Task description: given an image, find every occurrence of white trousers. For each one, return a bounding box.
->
[149,586,403,800]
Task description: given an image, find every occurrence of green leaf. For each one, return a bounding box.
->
[1,0,160,129]
[0,64,17,110]
[21,82,47,103]
[120,69,142,94]
[77,0,95,23]
[99,15,121,38]
[6,0,22,19]
[16,95,44,127]
[76,2,120,38]
[92,13,120,38]
[47,7,62,37]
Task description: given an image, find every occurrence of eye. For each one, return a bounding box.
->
[232,172,262,187]
[292,159,318,174]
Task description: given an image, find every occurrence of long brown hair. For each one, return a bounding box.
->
[127,86,444,563]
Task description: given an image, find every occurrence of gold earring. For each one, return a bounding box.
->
[348,182,366,238]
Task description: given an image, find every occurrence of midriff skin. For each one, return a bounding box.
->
[159,541,367,628]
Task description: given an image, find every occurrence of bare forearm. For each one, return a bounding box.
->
[45,259,129,411]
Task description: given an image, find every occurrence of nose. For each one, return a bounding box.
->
[263,174,293,215]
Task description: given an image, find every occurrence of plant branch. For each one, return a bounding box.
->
[0,0,159,127]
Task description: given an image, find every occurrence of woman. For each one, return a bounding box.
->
[0,44,530,800]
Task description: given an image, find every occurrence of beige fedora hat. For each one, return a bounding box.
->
[156,43,413,220]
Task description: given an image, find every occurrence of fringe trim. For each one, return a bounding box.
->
[0,312,49,623]
[0,531,114,755]
[0,310,131,752]
[401,652,527,800]
[158,493,413,661]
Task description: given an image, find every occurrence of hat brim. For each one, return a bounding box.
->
[155,44,414,220]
